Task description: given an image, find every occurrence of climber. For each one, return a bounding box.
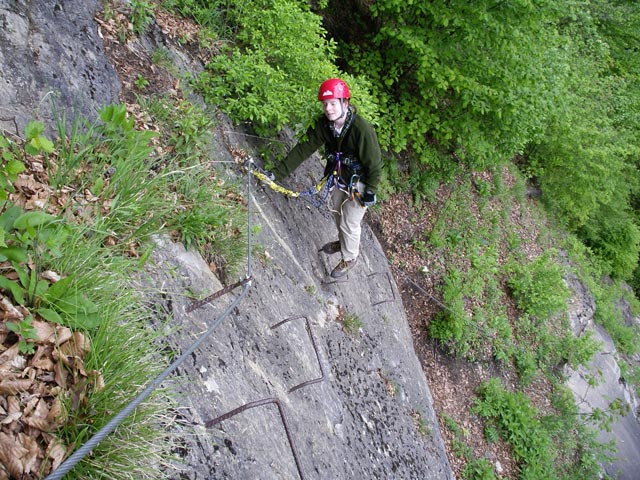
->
[267,78,382,278]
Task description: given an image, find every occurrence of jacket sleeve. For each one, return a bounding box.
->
[356,121,382,194]
[272,119,325,180]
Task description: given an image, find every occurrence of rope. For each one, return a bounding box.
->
[244,157,358,211]
[45,162,257,480]
[251,168,301,198]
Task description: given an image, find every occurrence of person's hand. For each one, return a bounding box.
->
[264,170,275,182]
[362,190,376,207]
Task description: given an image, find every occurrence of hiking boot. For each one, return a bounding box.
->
[319,240,341,255]
[330,258,357,278]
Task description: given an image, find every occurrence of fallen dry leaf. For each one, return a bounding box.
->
[14,174,45,197]
[46,397,64,426]
[71,379,88,411]
[32,319,56,343]
[54,325,73,346]
[0,411,21,425]
[60,331,91,358]
[0,297,23,320]
[25,195,50,210]
[6,396,19,416]
[31,344,54,371]
[0,343,20,368]
[23,398,52,431]
[53,361,68,389]
[22,396,39,417]
[43,434,69,471]
[104,235,117,246]
[89,369,105,392]
[83,188,99,202]
[41,271,62,283]
[18,432,40,476]
[0,377,32,395]
[126,242,139,257]
[10,353,26,371]
[0,431,29,478]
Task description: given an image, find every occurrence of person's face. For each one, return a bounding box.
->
[322,98,345,122]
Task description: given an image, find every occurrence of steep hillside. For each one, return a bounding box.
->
[1,2,453,479]
[1,1,639,480]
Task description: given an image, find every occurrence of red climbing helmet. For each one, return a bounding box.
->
[317,78,350,101]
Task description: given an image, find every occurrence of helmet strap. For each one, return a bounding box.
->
[338,99,347,119]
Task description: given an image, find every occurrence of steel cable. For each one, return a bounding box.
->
[45,163,256,480]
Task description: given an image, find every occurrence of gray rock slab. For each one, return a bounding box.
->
[142,124,453,479]
[0,0,120,138]
[564,265,640,479]
[565,325,640,480]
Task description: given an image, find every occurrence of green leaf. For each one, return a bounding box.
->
[24,143,38,156]
[13,211,58,230]
[36,307,65,325]
[18,342,35,355]
[15,264,29,290]
[36,225,70,259]
[74,311,101,329]
[42,276,101,329]
[30,135,55,154]
[24,121,45,141]
[0,205,24,232]
[56,294,101,329]
[0,276,26,305]
[44,276,74,301]
[56,294,98,317]
[5,321,20,333]
[5,159,26,177]
[91,176,104,195]
[0,246,28,263]
[27,269,39,301]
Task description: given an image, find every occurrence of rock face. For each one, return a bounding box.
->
[564,266,640,480]
[0,0,121,138]
[144,127,454,478]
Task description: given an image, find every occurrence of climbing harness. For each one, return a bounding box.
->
[329,152,365,206]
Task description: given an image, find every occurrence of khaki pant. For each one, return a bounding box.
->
[330,182,367,261]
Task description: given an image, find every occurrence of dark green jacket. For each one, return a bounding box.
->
[273,110,382,193]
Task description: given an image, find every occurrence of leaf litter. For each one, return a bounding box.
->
[0,147,105,478]
[0,300,104,479]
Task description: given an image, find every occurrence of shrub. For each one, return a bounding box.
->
[578,202,640,280]
[346,0,568,168]
[507,251,569,321]
[190,0,379,140]
[429,268,468,351]
[474,378,557,479]
[593,282,640,355]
